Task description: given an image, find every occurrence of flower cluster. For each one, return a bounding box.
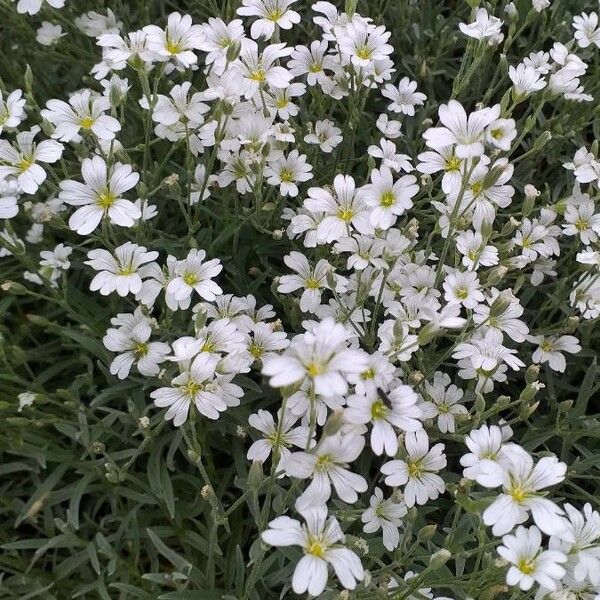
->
[3,0,600,598]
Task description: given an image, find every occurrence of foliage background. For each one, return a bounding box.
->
[0,0,599,598]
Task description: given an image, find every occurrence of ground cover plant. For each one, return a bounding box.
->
[1,0,600,598]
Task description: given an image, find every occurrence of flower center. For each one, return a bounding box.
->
[455,287,469,300]
[575,218,589,232]
[97,190,117,209]
[201,340,215,353]
[445,155,461,172]
[309,61,323,73]
[541,340,553,352]
[438,402,450,414]
[361,367,375,380]
[166,38,182,55]
[471,181,483,195]
[118,265,135,276]
[181,379,204,397]
[133,342,148,358]
[509,484,529,503]
[279,168,295,183]
[380,191,395,207]
[338,208,354,221]
[306,537,326,558]
[407,459,424,479]
[517,557,536,575]
[249,69,266,83]
[17,156,34,172]
[315,454,331,470]
[306,362,322,377]
[356,45,372,60]
[370,399,388,420]
[79,116,95,130]
[183,271,199,286]
[267,8,284,21]
[305,277,321,290]
[490,128,503,140]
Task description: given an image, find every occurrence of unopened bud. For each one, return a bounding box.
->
[226,40,241,62]
[323,410,345,437]
[429,548,451,568]
[139,416,150,429]
[417,524,437,542]
[201,484,214,499]
[248,461,263,491]
[525,364,540,384]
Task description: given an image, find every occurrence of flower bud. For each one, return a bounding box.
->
[417,524,437,541]
[525,364,540,384]
[323,410,345,437]
[226,40,241,62]
[429,548,451,568]
[248,461,263,491]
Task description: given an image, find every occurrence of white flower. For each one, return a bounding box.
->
[143,12,205,68]
[486,118,517,151]
[563,199,600,244]
[550,503,600,586]
[240,42,293,97]
[423,100,501,158]
[417,146,463,195]
[103,315,169,379]
[304,119,343,153]
[498,526,567,591]
[36,22,65,46]
[361,487,407,551]
[368,138,413,173]
[284,432,367,503]
[42,90,121,142]
[247,409,312,471]
[381,77,426,116]
[265,83,306,120]
[243,322,289,363]
[261,504,364,595]
[528,334,581,373]
[0,89,26,134]
[288,40,335,86]
[508,64,549,98]
[151,353,243,425]
[166,249,223,303]
[376,113,402,139]
[381,430,446,507]
[345,385,423,456]
[237,0,300,40]
[443,269,484,309]
[573,12,600,49]
[362,166,418,230]
[303,174,372,243]
[265,149,313,197]
[277,251,339,312]
[0,127,63,195]
[481,444,568,536]
[85,242,158,297]
[13,0,64,16]
[338,21,393,67]
[60,156,140,235]
[420,371,467,433]
[18,392,37,412]
[459,8,504,44]
[262,318,368,397]
[75,8,122,37]
[453,329,525,372]
[456,230,499,270]
[461,423,514,486]
[151,82,209,128]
